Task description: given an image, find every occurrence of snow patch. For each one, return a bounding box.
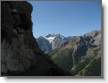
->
[45,37,55,43]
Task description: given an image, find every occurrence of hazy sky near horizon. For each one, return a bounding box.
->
[29,0,101,38]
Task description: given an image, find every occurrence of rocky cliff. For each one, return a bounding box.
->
[1,1,70,76]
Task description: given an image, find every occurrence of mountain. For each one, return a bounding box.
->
[49,30,102,76]
[45,33,66,49]
[37,33,67,53]
[2,1,102,76]
[1,1,70,76]
[37,36,52,53]
[36,31,102,76]
[37,31,101,52]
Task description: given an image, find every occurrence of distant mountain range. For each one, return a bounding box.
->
[37,31,101,54]
[37,30,102,76]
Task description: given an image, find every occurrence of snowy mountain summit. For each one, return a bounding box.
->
[45,33,65,43]
[37,33,66,53]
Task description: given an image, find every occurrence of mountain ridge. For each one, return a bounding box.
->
[48,30,102,76]
[37,30,101,54]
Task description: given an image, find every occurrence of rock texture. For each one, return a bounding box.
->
[1,1,70,76]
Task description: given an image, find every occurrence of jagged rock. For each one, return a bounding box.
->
[1,1,70,76]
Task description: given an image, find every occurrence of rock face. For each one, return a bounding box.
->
[37,36,52,53]
[1,1,70,76]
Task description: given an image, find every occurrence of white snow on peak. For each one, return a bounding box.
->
[44,33,65,43]
[45,37,55,43]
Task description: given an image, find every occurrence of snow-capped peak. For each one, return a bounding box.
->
[45,33,65,43]
[46,36,56,43]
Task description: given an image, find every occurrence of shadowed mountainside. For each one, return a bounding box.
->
[49,31,102,76]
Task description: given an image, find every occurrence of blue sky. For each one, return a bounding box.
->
[28,0,101,38]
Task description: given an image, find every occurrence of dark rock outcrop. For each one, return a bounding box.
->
[1,1,70,76]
